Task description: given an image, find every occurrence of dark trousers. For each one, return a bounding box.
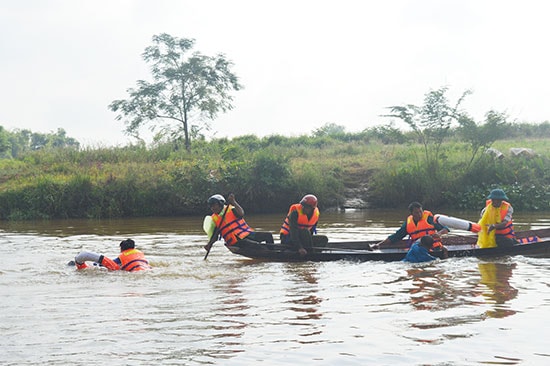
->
[280,230,328,249]
[247,231,274,244]
[496,235,518,247]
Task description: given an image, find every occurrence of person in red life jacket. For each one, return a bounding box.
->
[372,201,449,255]
[280,194,328,256]
[479,189,517,247]
[204,193,274,252]
[73,239,151,272]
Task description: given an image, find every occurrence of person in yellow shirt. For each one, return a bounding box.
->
[477,189,518,248]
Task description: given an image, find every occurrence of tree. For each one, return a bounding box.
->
[109,33,242,151]
[384,86,471,174]
[0,126,10,157]
[312,123,346,137]
[458,110,508,168]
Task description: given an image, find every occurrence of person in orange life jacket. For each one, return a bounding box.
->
[280,194,329,256]
[204,193,274,252]
[372,202,449,254]
[74,239,151,271]
[480,189,517,247]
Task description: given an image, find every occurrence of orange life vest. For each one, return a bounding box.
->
[117,249,151,272]
[280,203,320,235]
[486,200,515,239]
[406,210,437,240]
[212,205,253,245]
[405,210,443,248]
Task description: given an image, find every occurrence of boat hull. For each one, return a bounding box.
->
[227,228,550,262]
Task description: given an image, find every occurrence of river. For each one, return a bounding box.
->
[1,209,550,365]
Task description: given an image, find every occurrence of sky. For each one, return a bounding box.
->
[1,0,550,147]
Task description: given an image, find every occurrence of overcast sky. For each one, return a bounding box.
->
[1,0,549,146]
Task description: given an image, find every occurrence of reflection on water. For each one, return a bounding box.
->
[406,267,461,311]
[402,261,519,323]
[478,262,518,318]
[283,263,324,328]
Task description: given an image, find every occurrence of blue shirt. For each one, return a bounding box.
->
[402,242,437,263]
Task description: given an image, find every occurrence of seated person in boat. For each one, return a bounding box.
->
[204,193,274,252]
[402,235,439,263]
[73,239,151,272]
[372,201,449,251]
[477,189,518,248]
[280,194,328,256]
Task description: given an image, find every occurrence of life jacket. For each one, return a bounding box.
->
[117,249,151,272]
[486,200,515,239]
[212,205,253,245]
[406,210,437,245]
[518,236,539,244]
[280,203,320,236]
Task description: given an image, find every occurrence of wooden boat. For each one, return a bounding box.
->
[227,228,550,262]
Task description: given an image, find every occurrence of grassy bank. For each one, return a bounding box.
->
[0,134,549,220]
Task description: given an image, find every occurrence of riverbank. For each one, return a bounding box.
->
[1,134,549,220]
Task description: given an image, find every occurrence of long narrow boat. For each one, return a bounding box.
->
[227,228,550,262]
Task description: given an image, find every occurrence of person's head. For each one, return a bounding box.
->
[487,189,508,207]
[419,235,434,249]
[300,194,318,215]
[408,201,423,221]
[120,239,135,252]
[207,194,226,214]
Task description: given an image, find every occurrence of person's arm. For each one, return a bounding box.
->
[500,205,513,224]
[74,250,120,270]
[374,221,408,248]
[227,193,244,218]
[428,215,449,237]
[489,205,514,232]
[420,246,438,261]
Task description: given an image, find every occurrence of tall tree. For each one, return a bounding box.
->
[109,33,242,151]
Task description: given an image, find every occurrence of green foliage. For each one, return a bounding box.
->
[2,91,550,220]
[457,110,509,168]
[2,128,80,159]
[363,124,406,144]
[312,123,347,137]
[384,86,471,175]
[109,33,242,151]
[238,151,293,212]
[0,126,10,157]
[289,161,345,209]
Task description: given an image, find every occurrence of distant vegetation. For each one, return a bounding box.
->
[0,121,549,220]
[1,87,549,220]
